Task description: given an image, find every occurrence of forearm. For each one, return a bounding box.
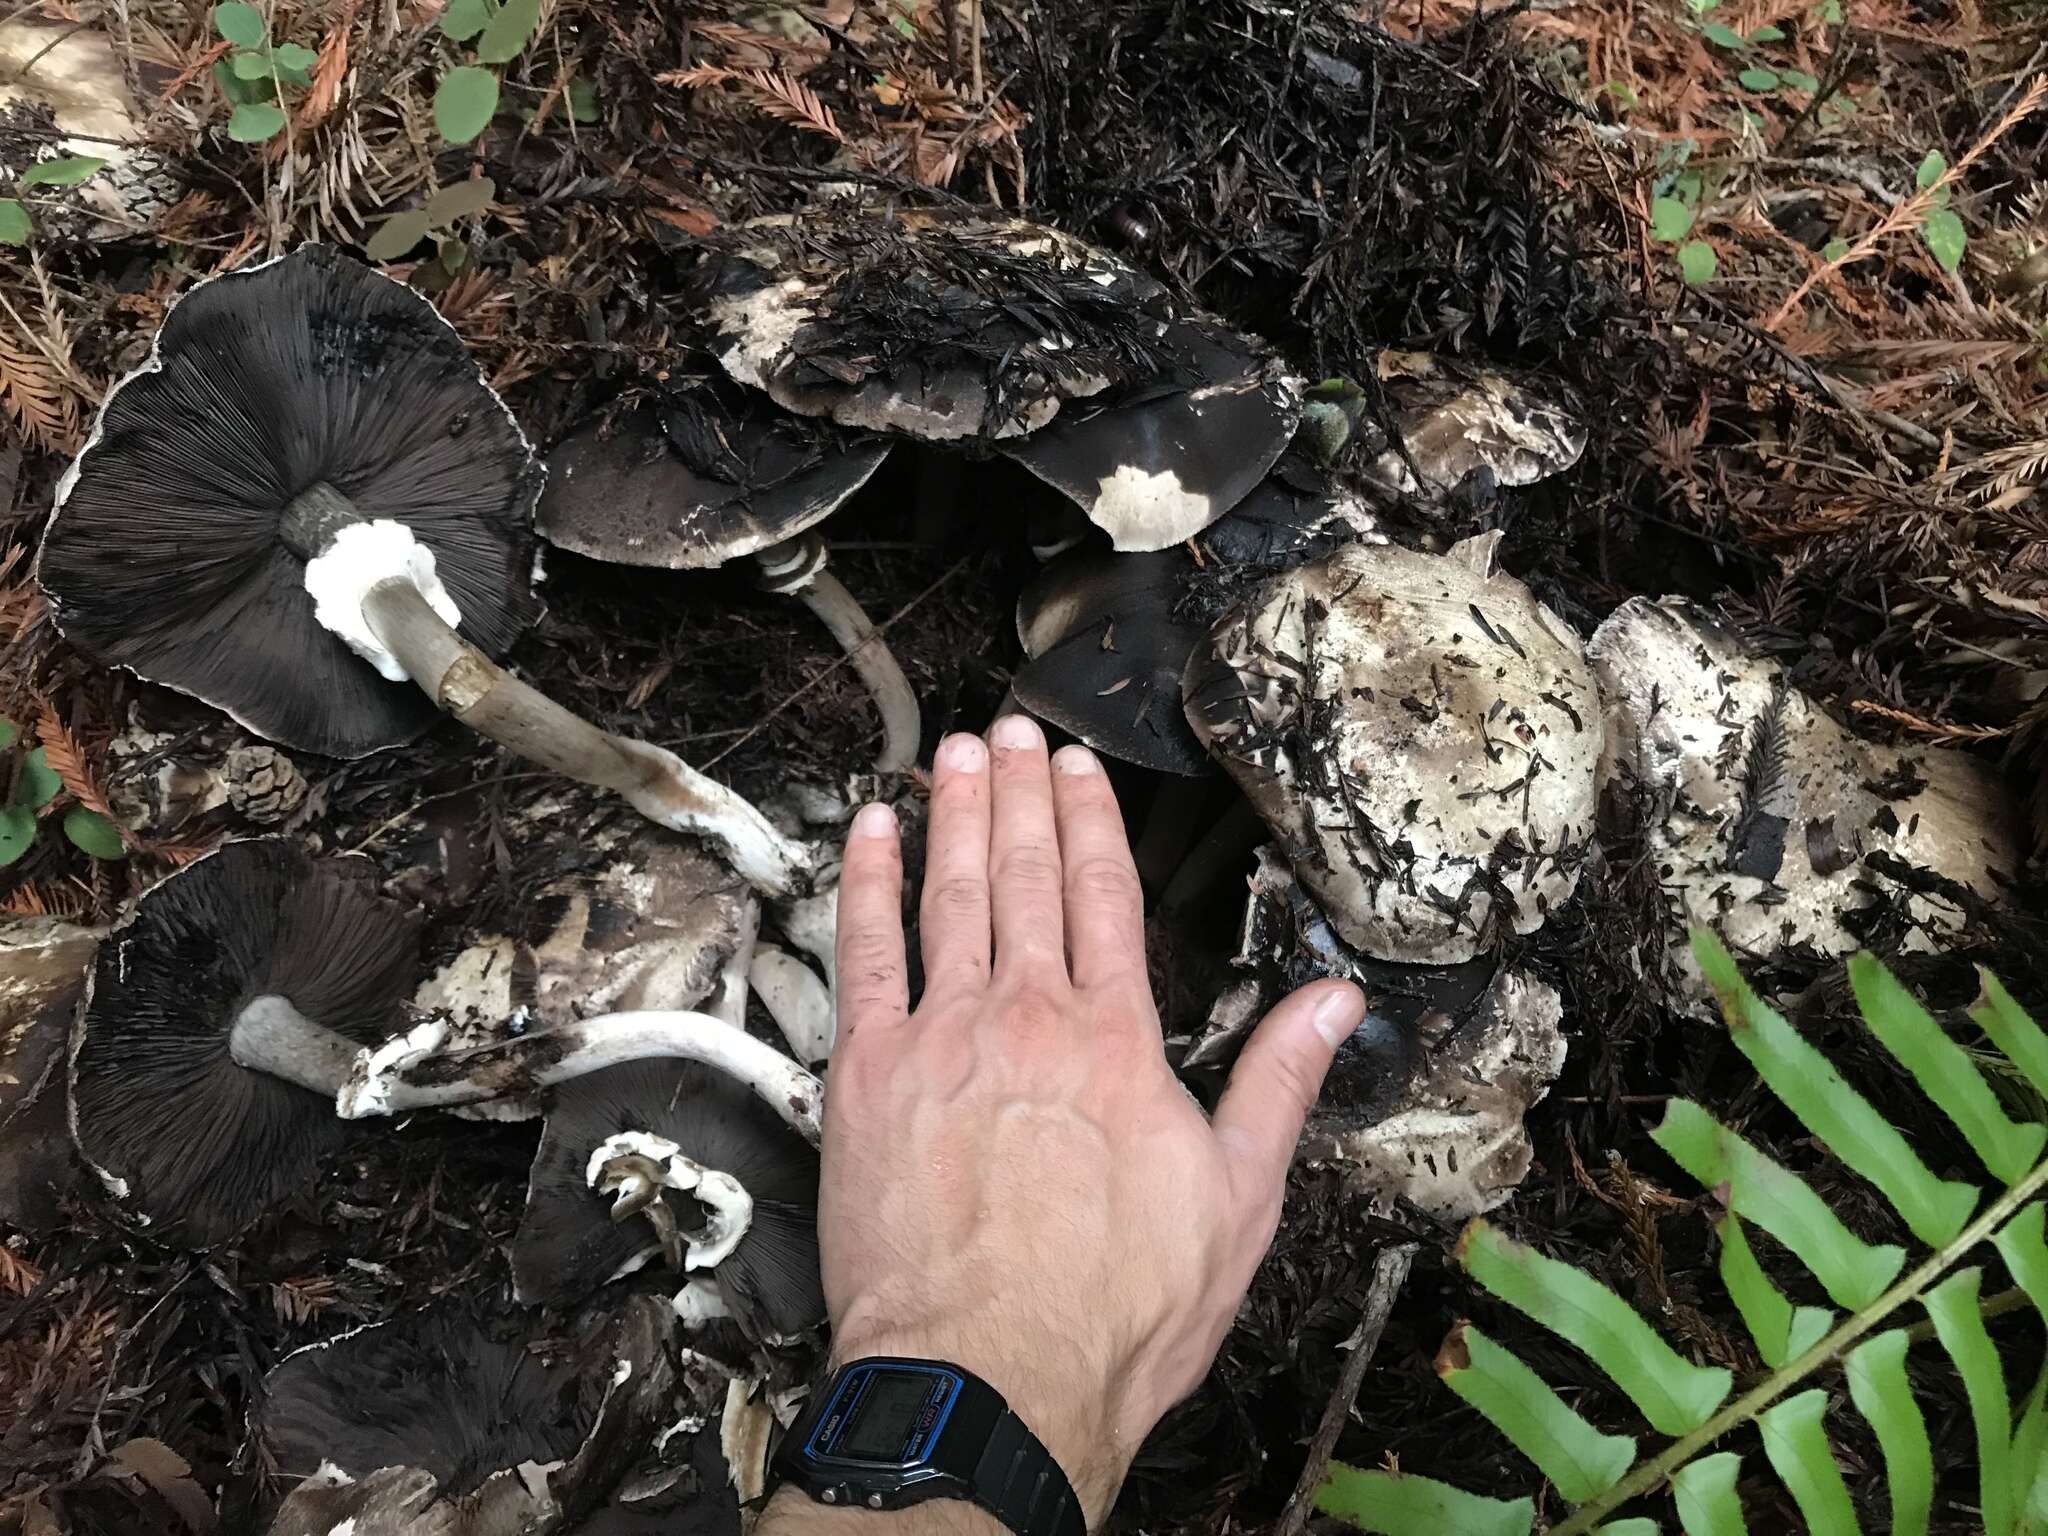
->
[757,1486,1008,1536]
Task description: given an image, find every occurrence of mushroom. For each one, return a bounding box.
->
[1183,533,1604,963]
[1,20,181,234]
[511,1060,823,1343]
[1,916,100,1229]
[538,391,919,773]
[67,838,417,1245]
[1588,597,2018,991]
[35,245,820,902]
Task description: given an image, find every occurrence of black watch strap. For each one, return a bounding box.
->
[969,1408,1087,1536]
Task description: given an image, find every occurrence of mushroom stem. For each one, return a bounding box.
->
[747,944,836,1064]
[337,1011,824,1144]
[756,538,920,775]
[228,993,363,1095]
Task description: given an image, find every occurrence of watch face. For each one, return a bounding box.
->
[807,1363,964,1467]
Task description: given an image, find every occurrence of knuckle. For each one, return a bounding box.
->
[920,875,986,922]
[992,848,1061,890]
[1002,984,1067,1037]
[1065,855,1140,910]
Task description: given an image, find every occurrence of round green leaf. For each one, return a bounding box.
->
[1702,21,1745,46]
[15,747,60,810]
[1738,66,1781,90]
[477,0,542,64]
[1923,208,1967,273]
[273,41,318,72]
[1678,240,1718,283]
[1779,67,1820,91]
[1749,22,1787,39]
[424,175,497,223]
[62,807,125,861]
[0,199,32,245]
[228,101,287,141]
[20,155,107,188]
[1822,236,1850,262]
[441,0,492,41]
[1916,150,1947,189]
[1650,195,1695,242]
[231,49,273,80]
[213,0,267,47]
[0,806,35,867]
[365,208,434,262]
[568,74,601,122]
[435,66,500,144]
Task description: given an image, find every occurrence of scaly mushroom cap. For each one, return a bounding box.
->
[36,245,544,759]
[1588,597,2018,987]
[1363,351,1587,496]
[1183,535,1604,962]
[704,206,1172,442]
[537,387,890,570]
[512,1060,823,1339]
[69,838,417,1245]
[1012,547,1211,775]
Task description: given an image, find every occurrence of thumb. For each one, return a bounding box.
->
[1211,980,1364,1212]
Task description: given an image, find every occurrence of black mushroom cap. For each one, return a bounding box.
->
[702,205,1174,442]
[1195,451,1381,572]
[36,244,545,759]
[1013,547,1212,776]
[512,1060,823,1340]
[69,838,417,1246]
[537,384,891,570]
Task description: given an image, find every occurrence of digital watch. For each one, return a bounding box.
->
[775,1357,1087,1536]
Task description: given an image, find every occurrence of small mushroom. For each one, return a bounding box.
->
[1183,533,1604,962]
[36,246,820,902]
[1588,597,2018,990]
[512,1060,823,1342]
[1356,352,1587,498]
[67,838,417,1245]
[539,392,919,773]
[1,916,100,1229]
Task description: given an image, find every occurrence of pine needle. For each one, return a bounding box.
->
[33,697,113,819]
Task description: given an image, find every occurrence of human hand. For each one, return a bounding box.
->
[815,715,1366,1524]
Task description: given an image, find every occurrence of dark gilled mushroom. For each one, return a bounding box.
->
[512,1060,823,1343]
[538,389,919,773]
[67,838,416,1245]
[35,245,818,900]
[1183,533,1604,963]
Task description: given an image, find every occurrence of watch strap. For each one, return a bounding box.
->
[969,1407,1087,1536]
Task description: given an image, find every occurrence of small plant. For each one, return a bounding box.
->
[0,156,110,247]
[212,2,317,143]
[1917,149,1968,274]
[364,176,497,264]
[0,717,125,865]
[1317,930,2048,1535]
[1648,161,1717,285]
[435,0,544,146]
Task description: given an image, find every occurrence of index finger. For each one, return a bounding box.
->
[833,802,909,1044]
[1049,745,1147,994]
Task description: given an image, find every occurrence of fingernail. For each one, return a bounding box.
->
[850,802,897,839]
[989,713,1043,752]
[1311,984,1366,1048]
[1052,744,1100,776]
[936,733,987,773]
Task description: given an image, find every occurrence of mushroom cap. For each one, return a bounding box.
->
[1013,547,1211,775]
[68,838,418,1245]
[0,918,100,1228]
[512,1060,822,1339]
[1588,597,2018,987]
[537,390,890,570]
[36,245,545,759]
[1195,457,1382,571]
[1183,535,1604,962]
[704,206,1172,442]
[997,322,1302,551]
[1364,352,1587,497]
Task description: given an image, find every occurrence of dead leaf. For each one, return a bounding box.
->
[108,1439,217,1532]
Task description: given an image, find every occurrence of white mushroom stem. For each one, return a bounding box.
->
[756,538,920,776]
[336,1012,823,1144]
[747,944,836,1063]
[292,491,818,898]
[228,993,363,1095]
[589,1131,754,1271]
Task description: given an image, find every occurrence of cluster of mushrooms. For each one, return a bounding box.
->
[0,205,2020,1532]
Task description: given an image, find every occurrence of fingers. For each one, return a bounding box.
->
[1211,981,1363,1214]
[919,733,993,994]
[1049,746,1146,994]
[834,802,909,1039]
[986,714,1065,979]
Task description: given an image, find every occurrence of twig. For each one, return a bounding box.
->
[1274,1243,1418,1536]
[1849,699,2014,743]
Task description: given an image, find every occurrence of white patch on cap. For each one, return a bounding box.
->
[1090,465,1213,552]
[303,520,464,683]
[710,278,814,389]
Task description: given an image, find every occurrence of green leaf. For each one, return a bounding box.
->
[1717,1214,1832,1368]
[61,807,124,860]
[1596,1525,1661,1536]
[2015,1377,2048,1529]
[1652,1098,1905,1309]
[15,748,59,810]
[1702,21,1745,45]
[365,208,434,262]
[1677,240,1717,283]
[214,57,263,104]
[1315,1463,1533,1536]
[1459,1221,1731,1436]
[1699,934,1981,1245]
[424,175,496,223]
[1684,0,1720,12]
[567,73,600,122]
[1921,207,1967,273]
[1436,1325,1635,1502]
[0,199,32,245]
[0,805,34,866]
[1822,236,1849,261]
[231,48,273,79]
[1756,1390,1858,1536]
[1748,22,1787,39]
[1650,196,1695,242]
[1779,67,1820,90]
[476,0,541,64]
[228,101,287,141]
[20,155,107,188]
[1815,0,1842,18]
[1916,149,1947,189]
[441,0,492,40]
[273,41,318,71]
[1846,1330,1934,1536]
[1738,66,1780,90]
[435,66,500,144]
[1993,1200,2048,1314]
[213,0,267,47]
[1973,972,2048,1100]
[1850,952,2046,1183]
[1672,1453,1749,1535]
[1925,1268,2014,1536]
[0,718,14,749]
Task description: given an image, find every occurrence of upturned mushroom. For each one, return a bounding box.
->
[1183,533,1604,963]
[67,838,416,1244]
[35,245,819,901]
[512,1060,823,1344]
[1588,597,2018,990]
[538,389,919,772]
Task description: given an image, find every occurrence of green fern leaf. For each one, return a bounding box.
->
[1314,1464,1533,1535]
[1756,1390,1858,1535]
[1717,1213,1832,1368]
[1844,1329,1933,1536]
[1671,1453,1748,1535]
[1437,1325,1635,1501]
[1972,971,2048,1101]
[1925,1268,2015,1535]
